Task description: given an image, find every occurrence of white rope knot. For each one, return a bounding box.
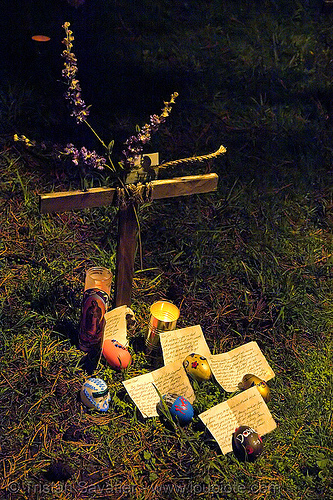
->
[116,182,153,208]
[159,144,227,169]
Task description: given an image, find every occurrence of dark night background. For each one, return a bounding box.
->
[1,0,332,171]
[0,0,195,149]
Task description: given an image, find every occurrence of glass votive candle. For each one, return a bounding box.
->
[79,266,112,353]
[145,300,180,352]
[84,266,113,296]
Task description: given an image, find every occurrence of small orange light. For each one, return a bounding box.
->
[31,35,51,42]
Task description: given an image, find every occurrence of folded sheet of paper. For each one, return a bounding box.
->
[209,342,275,391]
[103,305,128,346]
[199,386,277,454]
[159,325,275,391]
[160,325,211,364]
[122,359,195,418]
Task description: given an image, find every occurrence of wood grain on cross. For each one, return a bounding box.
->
[39,173,218,307]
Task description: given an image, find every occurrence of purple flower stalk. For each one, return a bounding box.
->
[121,92,178,169]
[61,22,90,123]
[60,22,178,180]
[64,144,106,170]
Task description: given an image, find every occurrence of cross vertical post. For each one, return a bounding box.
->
[114,201,138,308]
[39,172,219,307]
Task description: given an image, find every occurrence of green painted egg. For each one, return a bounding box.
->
[183,353,212,382]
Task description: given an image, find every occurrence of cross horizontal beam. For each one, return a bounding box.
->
[39,173,219,214]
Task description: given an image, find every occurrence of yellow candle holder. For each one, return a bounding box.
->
[145,300,180,352]
[84,266,112,296]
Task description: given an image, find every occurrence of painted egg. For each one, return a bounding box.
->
[232,425,263,462]
[102,339,132,369]
[183,353,212,382]
[156,393,194,426]
[238,374,271,403]
[80,378,110,412]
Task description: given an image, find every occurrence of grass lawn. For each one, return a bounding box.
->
[0,1,332,499]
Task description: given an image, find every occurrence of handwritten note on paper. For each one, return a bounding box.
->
[122,371,157,418]
[199,386,276,454]
[122,360,195,418]
[160,325,274,393]
[159,325,211,365]
[103,305,128,346]
[209,341,275,392]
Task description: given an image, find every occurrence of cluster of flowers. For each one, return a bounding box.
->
[14,22,225,186]
[55,22,180,180]
[60,22,177,176]
[13,134,36,147]
[64,144,106,170]
[61,22,90,124]
[121,92,178,169]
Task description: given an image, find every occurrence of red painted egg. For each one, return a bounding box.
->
[102,339,132,369]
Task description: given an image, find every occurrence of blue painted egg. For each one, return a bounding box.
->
[157,393,194,425]
[80,378,110,412]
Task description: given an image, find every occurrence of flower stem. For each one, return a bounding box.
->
[84,120,107,149]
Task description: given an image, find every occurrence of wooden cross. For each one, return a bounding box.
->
[39,172,219,307]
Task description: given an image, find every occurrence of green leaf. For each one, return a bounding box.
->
[107,140,114,153]
[317,459,329,469]
[149,472,158,482]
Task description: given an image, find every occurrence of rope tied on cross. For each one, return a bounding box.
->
[115,145,226,209]
[116,182,153,209]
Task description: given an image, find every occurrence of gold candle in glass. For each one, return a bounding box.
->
[146,300,180,352]
[84,266,112,295]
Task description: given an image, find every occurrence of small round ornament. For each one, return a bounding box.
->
[183,353,212,382]
[232,425,263,462]
[156,393,194,426]
[102,339,132,369]
[80,378,110,412]
[238,374,271,403]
